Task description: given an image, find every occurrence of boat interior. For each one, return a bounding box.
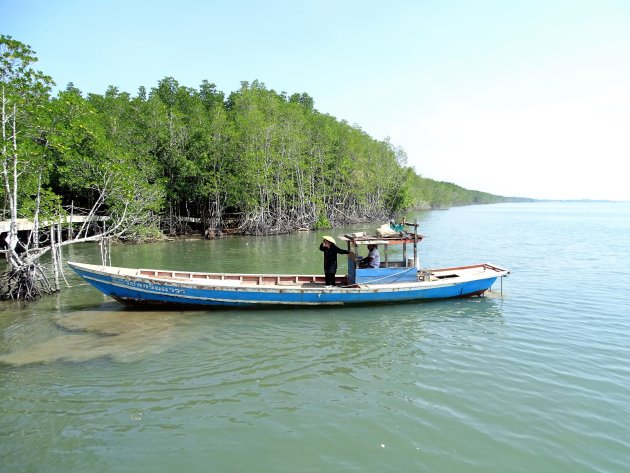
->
[131,263,506,288]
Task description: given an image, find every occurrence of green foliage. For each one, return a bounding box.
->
[313,213,330,229]
[409,173,507,209]
[1,35,55,220]
[20,187,64,220]
[2,35,511,239]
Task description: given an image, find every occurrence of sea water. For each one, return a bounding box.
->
[1,201,629,472]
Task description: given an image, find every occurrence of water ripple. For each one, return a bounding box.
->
[2,202,630,472]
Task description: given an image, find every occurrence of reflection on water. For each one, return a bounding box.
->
[0,294,506,367]
[0,310,190,366]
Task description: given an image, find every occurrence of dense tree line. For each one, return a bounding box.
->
[2,36,516,299]
[3,36,510,245]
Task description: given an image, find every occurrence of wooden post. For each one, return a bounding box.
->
[68,201,74,239]
[50,223,60,291]
[403,242,407,267]
[413,219,418,268]
[57,221,63,267]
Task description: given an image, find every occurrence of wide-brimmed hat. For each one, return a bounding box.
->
[322,235,336,245]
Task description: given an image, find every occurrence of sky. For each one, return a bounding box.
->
[2,0,630,201]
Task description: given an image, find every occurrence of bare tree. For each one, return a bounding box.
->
[1,36,163,300]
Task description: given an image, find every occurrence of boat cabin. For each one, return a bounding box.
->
[341,220,423,285]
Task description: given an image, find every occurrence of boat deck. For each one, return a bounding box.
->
[117,263,506,288]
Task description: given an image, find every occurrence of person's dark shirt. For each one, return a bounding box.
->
[319,243,350,273]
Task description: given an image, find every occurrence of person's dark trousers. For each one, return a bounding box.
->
[325,272,336,286]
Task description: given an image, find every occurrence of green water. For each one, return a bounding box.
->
[1,202,629,472]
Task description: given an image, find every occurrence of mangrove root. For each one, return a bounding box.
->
[0,263,54,301]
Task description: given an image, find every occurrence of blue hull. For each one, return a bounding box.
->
[69,262,507,309]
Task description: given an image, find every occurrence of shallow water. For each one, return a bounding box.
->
[1,202,629,472]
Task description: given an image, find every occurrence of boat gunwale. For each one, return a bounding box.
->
[68,261,507,292]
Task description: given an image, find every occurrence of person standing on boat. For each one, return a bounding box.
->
[319,236,350,287]
[360,244,380,268]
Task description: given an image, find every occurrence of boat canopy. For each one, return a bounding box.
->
[340,219,424,285]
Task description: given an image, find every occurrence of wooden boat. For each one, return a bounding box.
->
[68,220,509,309]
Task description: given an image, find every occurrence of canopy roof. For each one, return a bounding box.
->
[339,233,424,246]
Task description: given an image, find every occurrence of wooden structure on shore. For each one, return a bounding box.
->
[0,216,106,233]
[0,215,109,252]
